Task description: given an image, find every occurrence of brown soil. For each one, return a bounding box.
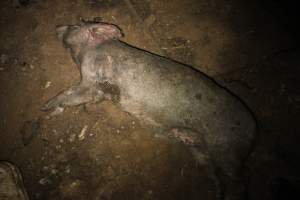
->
[0,0,299,199]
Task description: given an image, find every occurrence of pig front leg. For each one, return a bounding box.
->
[41,83,104,111]
[41,57,106,112]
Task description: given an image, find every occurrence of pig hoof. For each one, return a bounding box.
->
[40,105,50,111]
[41,98,61,111]
[49,106,64,116]
[41,103,54,111]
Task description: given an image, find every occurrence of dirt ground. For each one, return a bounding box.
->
[0,0,299,199]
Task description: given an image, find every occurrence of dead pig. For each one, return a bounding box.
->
[42,22,256,200]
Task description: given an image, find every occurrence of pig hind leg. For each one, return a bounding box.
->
[166,128,223,200]
[167,127,245,200]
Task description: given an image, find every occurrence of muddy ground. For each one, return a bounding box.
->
[0,0,299,199]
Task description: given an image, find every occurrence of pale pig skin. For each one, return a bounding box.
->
[42,22,256,200]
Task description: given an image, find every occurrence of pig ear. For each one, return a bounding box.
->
[91,24,123,41]
[56,26,69,41]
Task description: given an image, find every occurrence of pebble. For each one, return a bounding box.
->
[44,81,52,89]
[39,177,52,185]
[64,165,71,174]
[78,125,88,140]
[51,168,58,175]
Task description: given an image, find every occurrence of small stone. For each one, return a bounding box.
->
[111,15,116,21]
[51,168,58,175]
[64,165,71,174]
[39,177,51,185]
[78,125,88,140]
[70,180,80,188]
[89,132,95,137]
[44,81,52,89]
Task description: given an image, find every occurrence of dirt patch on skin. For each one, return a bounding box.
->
[0,0,299,199]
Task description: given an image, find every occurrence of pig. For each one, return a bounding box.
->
[41,22,256,200]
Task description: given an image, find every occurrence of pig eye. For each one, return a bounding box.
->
[68,25,80,32]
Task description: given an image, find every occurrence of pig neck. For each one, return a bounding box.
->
[75,39,114,64]
[75,45,93,65]
[76,40,119,85]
